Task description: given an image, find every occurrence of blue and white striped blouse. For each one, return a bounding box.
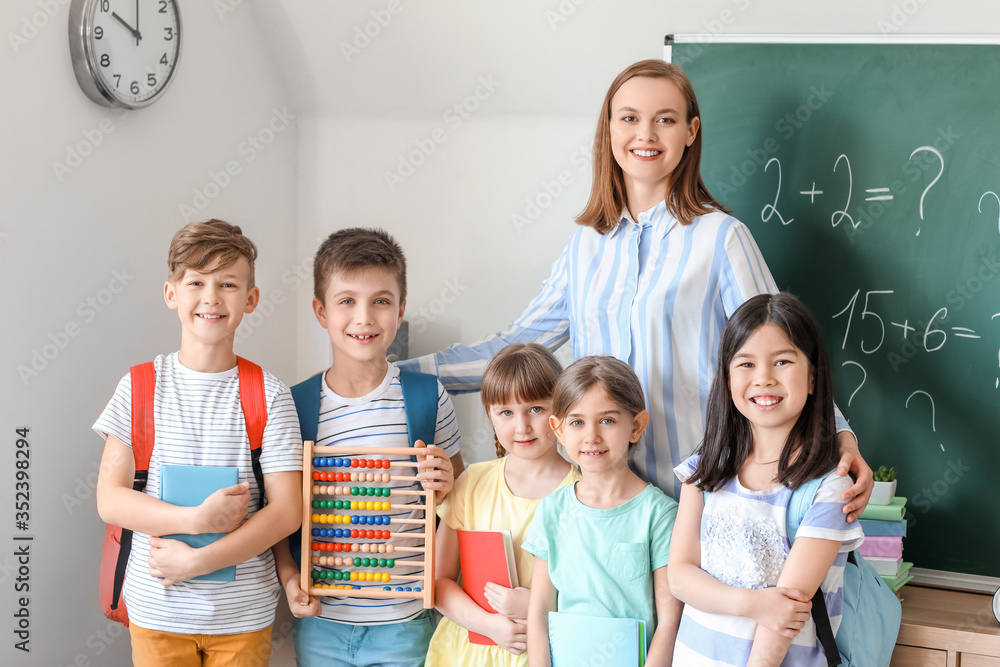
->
[400,201,848,496]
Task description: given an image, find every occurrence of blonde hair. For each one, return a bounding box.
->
[167,219,258,286]
[576,60,728,233]
[481,344,563,458]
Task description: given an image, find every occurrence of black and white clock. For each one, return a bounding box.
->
[69,0,181,109]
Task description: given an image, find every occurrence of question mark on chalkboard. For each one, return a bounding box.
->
[979,191,1000,236]
[908,146,944,236]
[905,390,945,451]
[841,361,866,408]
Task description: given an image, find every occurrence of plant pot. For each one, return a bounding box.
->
[870,479,897,506]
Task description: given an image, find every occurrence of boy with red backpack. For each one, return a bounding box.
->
[94,220,303,666]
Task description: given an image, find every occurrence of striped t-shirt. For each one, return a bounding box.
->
[310,362,461,625]
[672,454,864,666]
[92,352,302,634]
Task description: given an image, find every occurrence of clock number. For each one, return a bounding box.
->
[164,27,174,41]
[100,54,110,68]
[147,74,157,87]
[158,0,168,13]
[160,53,169,66]
[130,81,140,95]
[100,0,109,11]
[94,26,103,40]
[113,74,121,88]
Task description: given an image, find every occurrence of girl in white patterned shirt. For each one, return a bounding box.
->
[670,293,863,666]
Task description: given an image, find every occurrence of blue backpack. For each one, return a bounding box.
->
[287,369,440,566]
[787,472,902,667]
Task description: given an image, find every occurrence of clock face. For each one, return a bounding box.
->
[71,0,181,108]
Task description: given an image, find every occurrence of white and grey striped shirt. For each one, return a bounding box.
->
[93,352,302,634]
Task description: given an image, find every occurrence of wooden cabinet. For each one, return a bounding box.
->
[891,586,1000,667]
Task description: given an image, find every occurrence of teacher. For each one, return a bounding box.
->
[399,59,872,510]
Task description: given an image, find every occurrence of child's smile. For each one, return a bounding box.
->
[729,323,814,442]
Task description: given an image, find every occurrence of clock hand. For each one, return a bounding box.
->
[134,0,140,46]
[111,11,141,41]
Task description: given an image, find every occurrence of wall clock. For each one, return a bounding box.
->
[69,0,181,109]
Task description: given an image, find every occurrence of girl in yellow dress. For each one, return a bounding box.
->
[425,344,579,666]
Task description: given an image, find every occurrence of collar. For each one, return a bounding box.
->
[607,200,678,239]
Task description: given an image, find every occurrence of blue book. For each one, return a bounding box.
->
[160,465,239,582]
[859,518,907,537]
[548,611,646,667]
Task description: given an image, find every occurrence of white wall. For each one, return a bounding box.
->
[1,1,299,664]
[3,1,998,665]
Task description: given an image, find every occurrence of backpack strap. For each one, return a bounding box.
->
[290,372,324,443]
[399,370,439,448]
[787,472,842,667]
[288,372,324,567]
[237,357,268,512]
[112,362,156,614]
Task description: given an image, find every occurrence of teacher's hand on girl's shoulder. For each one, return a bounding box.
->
[835,443,874,522]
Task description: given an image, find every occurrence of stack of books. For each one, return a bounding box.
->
[858,496,912,595]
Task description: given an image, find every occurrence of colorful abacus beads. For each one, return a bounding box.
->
[311,500,392,511]
[310,513,394,526]
[311,457,392,469]
[312,570,393,583]
[310,486,392,498]
[310,528,393,541]
[311,471,391,483]
[311,541,395,553]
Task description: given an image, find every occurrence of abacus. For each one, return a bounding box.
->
[300,441,435,609]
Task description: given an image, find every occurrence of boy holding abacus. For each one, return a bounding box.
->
[273,227,464,667]
[94,220,304,667]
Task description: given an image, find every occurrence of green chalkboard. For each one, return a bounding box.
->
[675,40,1000,578]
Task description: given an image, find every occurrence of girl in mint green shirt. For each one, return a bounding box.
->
[524,356,682,666]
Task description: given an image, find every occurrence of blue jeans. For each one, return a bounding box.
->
[292,611,435,667]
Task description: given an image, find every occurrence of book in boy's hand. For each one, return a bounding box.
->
[160,464,239,582]
[456,529,519,645]
[548,611,646,667]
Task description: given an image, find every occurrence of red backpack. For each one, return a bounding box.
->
[99,357,268,625]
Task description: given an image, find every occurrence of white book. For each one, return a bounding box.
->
[864,556,903,576]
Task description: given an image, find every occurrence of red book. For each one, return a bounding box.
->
[456,529,519,646]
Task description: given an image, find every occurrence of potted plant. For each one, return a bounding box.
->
[870,466,897,505]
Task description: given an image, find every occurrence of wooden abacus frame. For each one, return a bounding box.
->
[300,441,435,609]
